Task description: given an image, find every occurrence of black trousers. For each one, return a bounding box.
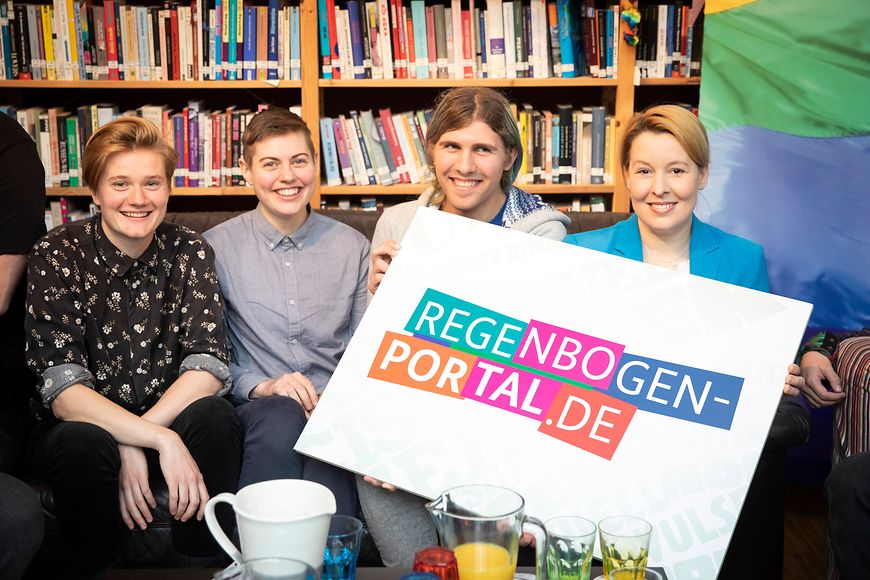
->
[28,396,242,574]
[827,452,870,580]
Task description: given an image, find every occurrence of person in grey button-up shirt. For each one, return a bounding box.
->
[204,108,369,517]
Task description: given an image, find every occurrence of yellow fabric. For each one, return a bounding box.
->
[706,0,757,15]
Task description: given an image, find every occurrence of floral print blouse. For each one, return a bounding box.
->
[25,216,230,414]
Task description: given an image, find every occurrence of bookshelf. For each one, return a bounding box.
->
[0,0,701,215]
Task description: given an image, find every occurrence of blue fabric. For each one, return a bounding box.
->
[699,127,870,332]
[563,213,770,291]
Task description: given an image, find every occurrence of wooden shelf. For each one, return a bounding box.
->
[0,80,302,89]
[47,186,254,197]
[319,183,614,196]
[638,77,701,86]
[320,77,618,89]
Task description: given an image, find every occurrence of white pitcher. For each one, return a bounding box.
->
[205,479,337,570]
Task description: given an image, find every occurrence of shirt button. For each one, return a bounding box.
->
[269,243,274,249]
[289,299,295,305]
[291,339,298,345]
[285,261,292,267]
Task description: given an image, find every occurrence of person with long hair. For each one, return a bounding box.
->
[361,86,568,566]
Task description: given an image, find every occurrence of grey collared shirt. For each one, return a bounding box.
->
[204,207,370,401]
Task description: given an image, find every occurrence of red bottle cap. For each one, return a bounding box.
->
[412,547,459,580]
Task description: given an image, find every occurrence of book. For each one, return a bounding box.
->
[410,0,428,79]
[332,117,354,184]
[267,0,278,79]
[590,105,605,185]
[347,1,366,79]
[319,117,342,187]
[349,110,377,184]
[360,109,393,186]
[317,0,332,78]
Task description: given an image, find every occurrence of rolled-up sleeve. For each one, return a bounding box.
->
[177,240,232,390]
[180,353,231,397]
[25,241,92,407]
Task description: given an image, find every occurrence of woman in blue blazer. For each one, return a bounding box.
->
[564,104,800,393]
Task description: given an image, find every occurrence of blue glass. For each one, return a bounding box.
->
[322,545,359,580]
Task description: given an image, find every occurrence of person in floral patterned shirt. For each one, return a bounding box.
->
[25,117,241,575]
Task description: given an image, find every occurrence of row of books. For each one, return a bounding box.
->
[635,2,703,79]
[320,0,621,80]
[5,102,303,188]
[319,103,614,189]
[0,0,302,81]
[44,197,96,229]
[6,98,613,191]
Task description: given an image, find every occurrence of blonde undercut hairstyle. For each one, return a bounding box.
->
[425,86,523,207]
[82,116,179,190]
[620,104,710,171]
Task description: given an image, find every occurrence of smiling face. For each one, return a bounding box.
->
[91,149,171,258]
[432,120,517,222]
[625,131,709,242]
[240,131,316,235]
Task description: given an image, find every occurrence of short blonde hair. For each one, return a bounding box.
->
[426,87,522,207]
[82,116,178,189]
[621,104,709,170]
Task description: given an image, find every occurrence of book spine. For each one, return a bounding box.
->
[188,102,200,186]
[332,117,354,185]
[256,5,267,80]
[379,108,408,183]
[590,105,605,184]
[267,0,278,79]
[487,0,506,78]
[546,1,561,78]
[346,1,365,79]
[242,6,255,79]
[289,5,299,79]
[431,4,447,79]
[361,110,392,185]
[376,0,392,79]
[319,118,343,187]
[373,116,398,183]
[317,0,331,78]
[325,0,339,78]
[393,112,419,183]
[460,6,472,78]
[349,111,376,184]
[424,5,436,78]
[226,0,236,79]
[388,0,403,78]
[410,0,427,79]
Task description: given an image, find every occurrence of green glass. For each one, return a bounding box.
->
[545,516,597,580]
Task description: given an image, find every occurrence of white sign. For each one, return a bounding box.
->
[296,208,812,579]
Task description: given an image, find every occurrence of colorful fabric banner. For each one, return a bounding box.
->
[698,0,870,331]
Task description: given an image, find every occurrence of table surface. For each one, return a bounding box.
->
[106,566,669,579]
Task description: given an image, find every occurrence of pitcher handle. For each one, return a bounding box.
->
[205,492,243,564]
[522,515,547,580]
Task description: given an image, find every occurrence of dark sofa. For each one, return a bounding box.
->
[27,208,809,577]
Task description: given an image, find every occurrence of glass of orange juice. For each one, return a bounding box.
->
[425,485,547,580]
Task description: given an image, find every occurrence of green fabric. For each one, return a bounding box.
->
[699,0,870,137]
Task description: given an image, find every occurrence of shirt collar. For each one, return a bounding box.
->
[94,218,160,277]
[252,204,318,251]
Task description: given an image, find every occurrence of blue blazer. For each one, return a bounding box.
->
[563,214,770,292]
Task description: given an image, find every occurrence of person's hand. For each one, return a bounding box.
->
[363,475,397,492]
[799,351,845,408]
[782,363,805,397]
[118,444,156,530]
[369,240,400,295]
[252,372,319,417]
[155,431,209,523]
[520,532,536,547]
